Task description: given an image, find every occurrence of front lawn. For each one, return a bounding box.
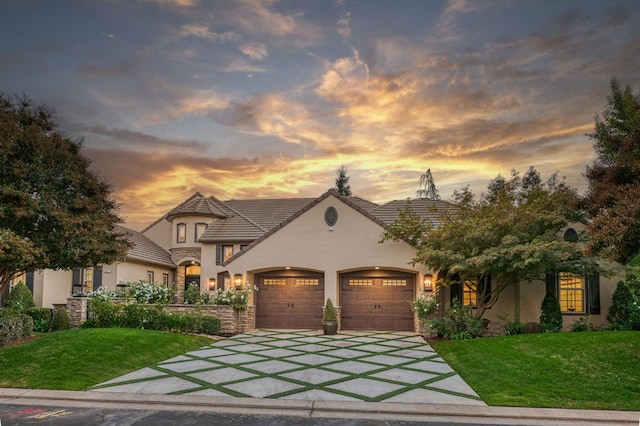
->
[433,331,640,410]
[0,328,212,390]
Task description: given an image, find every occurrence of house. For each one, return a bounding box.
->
[16,189,622,332]
[9,225,174,308]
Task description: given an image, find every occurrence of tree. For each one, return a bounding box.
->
[0,94,129,294]
[583,79,640,264]
[416,168,440,200]
[383,167,605,318]
[335,165,352,196]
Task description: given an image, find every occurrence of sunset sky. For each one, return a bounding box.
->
[2,0,639,230]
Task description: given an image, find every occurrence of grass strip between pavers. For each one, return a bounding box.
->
[92,331,481,403]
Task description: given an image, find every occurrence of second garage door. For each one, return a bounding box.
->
[256,270,324,329]
[340,271,415,331]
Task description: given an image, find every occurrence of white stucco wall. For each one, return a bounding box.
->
[142,218,172,250]
[114,261,173,287]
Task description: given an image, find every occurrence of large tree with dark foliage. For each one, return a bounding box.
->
[0,94,129,293]
[583,79,640,265]
[383,167,605,318]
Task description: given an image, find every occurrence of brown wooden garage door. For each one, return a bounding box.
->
[256,270,324,329]
[340,271,415,331]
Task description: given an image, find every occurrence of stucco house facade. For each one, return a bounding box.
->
[16,189,622,332]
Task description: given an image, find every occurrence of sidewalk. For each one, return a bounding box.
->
[1,387,638,425]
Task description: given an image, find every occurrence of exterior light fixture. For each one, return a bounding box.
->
[208,278,217,291]
[234,273,243,289]
[423,274,433,292]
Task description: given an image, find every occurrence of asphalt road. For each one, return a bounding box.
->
[0,403,487,426]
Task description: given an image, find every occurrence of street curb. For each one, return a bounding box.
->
[1,389,639,425]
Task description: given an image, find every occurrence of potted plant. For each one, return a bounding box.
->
[322,298,338,335]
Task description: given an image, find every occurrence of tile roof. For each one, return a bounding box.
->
[115,225,175,268]
[224,198,316,230]
[165,192,231,220]
[369,198,458,227]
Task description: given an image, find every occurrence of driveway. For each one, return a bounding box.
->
[90,330,485,406]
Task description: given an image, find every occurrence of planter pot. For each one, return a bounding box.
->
[322,321,338,335]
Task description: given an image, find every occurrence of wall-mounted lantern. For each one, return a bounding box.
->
[423,274,433,292]
[234,273,243,289]
[208,278,217,291]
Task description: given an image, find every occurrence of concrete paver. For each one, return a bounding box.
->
[90,330,485,405]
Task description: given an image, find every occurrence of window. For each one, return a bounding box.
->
[147,271,154,284]
[177,223,186,243]
[450,276,491,308]
[559,272,584,313]
[382,279,407,286]
[223,245,234,261]
[349,279,373,286]
[84,268,94,293]
[547,271,600,314]
[195,223,207,241]
[162,273,169,286]
[564,228,578,242]
[324,206,338,226]
[463,281,477,306]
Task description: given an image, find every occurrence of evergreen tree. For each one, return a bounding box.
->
[335,166,352,196]
[416,168,440,200]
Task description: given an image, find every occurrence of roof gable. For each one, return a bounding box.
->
[224,189,389,265]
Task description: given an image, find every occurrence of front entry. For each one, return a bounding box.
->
[256,270,324,329]
[340,270,415,331]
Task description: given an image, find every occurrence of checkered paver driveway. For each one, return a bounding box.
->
[90,330,485,405]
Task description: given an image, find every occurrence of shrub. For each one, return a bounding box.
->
[198,315,221,335]
[0,309,33,345]
[323,298,337,322]
[570,316,589,332]
[499,304,526,335]
[27,307,52,332]
[212,288,249,310]
[184,284,202,305]
[410,293,439,323]
[607,281,636,329]
[129,280,172,304]
[51,308,71,331]
[5,282,35,313]
[432,299,483,340]
[540,292,563,332]
[88,299,123,328]
[87,286,116,301]
[121,304,164,329]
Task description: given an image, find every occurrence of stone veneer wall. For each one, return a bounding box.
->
[65,297,255,335]
[169,247,202,303]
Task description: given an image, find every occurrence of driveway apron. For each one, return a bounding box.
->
[90,330,485,406]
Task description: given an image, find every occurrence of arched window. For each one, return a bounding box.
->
[563,228,578,242]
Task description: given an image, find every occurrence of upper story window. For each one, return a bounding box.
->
[195,223,207,242]
[223,245,234,262]
[162,273,169,286]
[147,271,155,284]
[563,228,578,242]
[177,223,187,243]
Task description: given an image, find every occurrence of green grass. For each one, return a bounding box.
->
[0,328,212,390]
[433,331,640,410]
